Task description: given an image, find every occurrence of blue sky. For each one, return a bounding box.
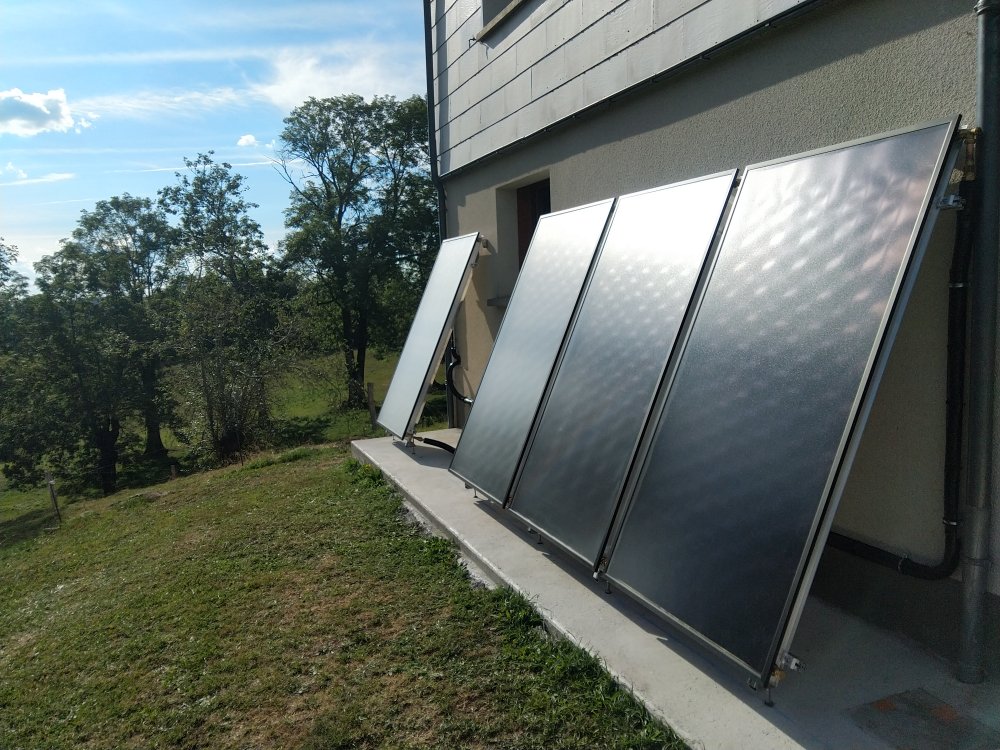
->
[0,0,426,283]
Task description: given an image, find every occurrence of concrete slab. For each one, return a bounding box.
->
[352,431,999,750]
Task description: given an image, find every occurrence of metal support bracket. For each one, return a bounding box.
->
[775,651,804,673]
[958,127,981,181]
[937,194,966,210]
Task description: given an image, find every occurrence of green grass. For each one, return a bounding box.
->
[0,480,57,548]
[0,446,682,749]
[271,353,448,450]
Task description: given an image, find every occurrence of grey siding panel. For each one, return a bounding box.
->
[430,0,813,173]
[515,25,548,76]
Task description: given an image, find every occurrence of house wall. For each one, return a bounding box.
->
[434,0,999,593]
[429,0,814,174]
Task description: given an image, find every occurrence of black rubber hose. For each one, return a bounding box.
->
[413,436,456,454]
[446,340,474,406]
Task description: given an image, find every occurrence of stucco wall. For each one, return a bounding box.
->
[438,0,999,593]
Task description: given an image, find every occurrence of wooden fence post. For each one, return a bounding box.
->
[45,470,62,524]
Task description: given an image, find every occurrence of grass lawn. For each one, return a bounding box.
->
[270,354,449,449]
[0,442,682,749]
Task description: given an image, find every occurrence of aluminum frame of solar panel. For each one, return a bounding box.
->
[506,171,738,568]
[377,232,481,439]
[449,199,615,504]
[602,119,959,687]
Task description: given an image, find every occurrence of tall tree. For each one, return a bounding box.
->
[279,94,438,406]
[160,153,269,291]
[68,195,176,455]
[0,239,35,485]
[15,247,137,494]
[161,154,285,461]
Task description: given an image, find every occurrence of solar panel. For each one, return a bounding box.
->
[507,172,737,566]
[377,232,481,439]
[603,120,957,685]
[449,200,614,503]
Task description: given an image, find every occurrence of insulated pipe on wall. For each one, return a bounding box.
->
[959,0,999,685]
[422,2,447,243]
[423,1,458,427]
[826,171,973,580]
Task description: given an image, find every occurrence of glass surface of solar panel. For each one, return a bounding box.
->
[508,173,736,565]
[604,121,955,682]
[449,200,614,503]
[377,232,481,439]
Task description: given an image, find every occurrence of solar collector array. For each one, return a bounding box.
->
[449,200,614,504]
[507,172,737,566]
[377,120,959,687]
[604,121,956,683]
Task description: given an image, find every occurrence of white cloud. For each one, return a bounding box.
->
[72,43,425,124]
[237,134,258,147]
[4,162,28,179]
[16,46,274,67]
[75,87,245,120]
[251,45,425,111]
[13,40,425,131]
[0,172,75,187]
[0,89,85,137]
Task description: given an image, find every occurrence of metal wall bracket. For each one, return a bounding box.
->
[959,127,980,181]
[937,194,966,210]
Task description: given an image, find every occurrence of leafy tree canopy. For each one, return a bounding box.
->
[279,94,438,406]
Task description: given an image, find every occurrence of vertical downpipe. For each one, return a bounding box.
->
[423,1,455,427]
[422,1,447,243]
[959,0,1000,684]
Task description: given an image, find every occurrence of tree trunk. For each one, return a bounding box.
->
[94,415,120,496]
[340,303,368,409]
[140,360,166,456]
[343,348,368,408]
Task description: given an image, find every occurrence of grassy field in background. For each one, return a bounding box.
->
[0,357,682,749]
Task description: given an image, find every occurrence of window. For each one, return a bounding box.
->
[480,0,530,40]
[516,178,551,267]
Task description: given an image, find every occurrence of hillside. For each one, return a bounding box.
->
[0,435,678,748]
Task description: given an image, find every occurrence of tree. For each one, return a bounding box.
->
[67,195,177,455]
[279,94,438,406]
[7,248,138,494]
[160,153,269,291]
[0,197,176,494]
[169,274,288,461]
[160,154,287,462]
[0,238,27,352]
[0,240,47,488]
